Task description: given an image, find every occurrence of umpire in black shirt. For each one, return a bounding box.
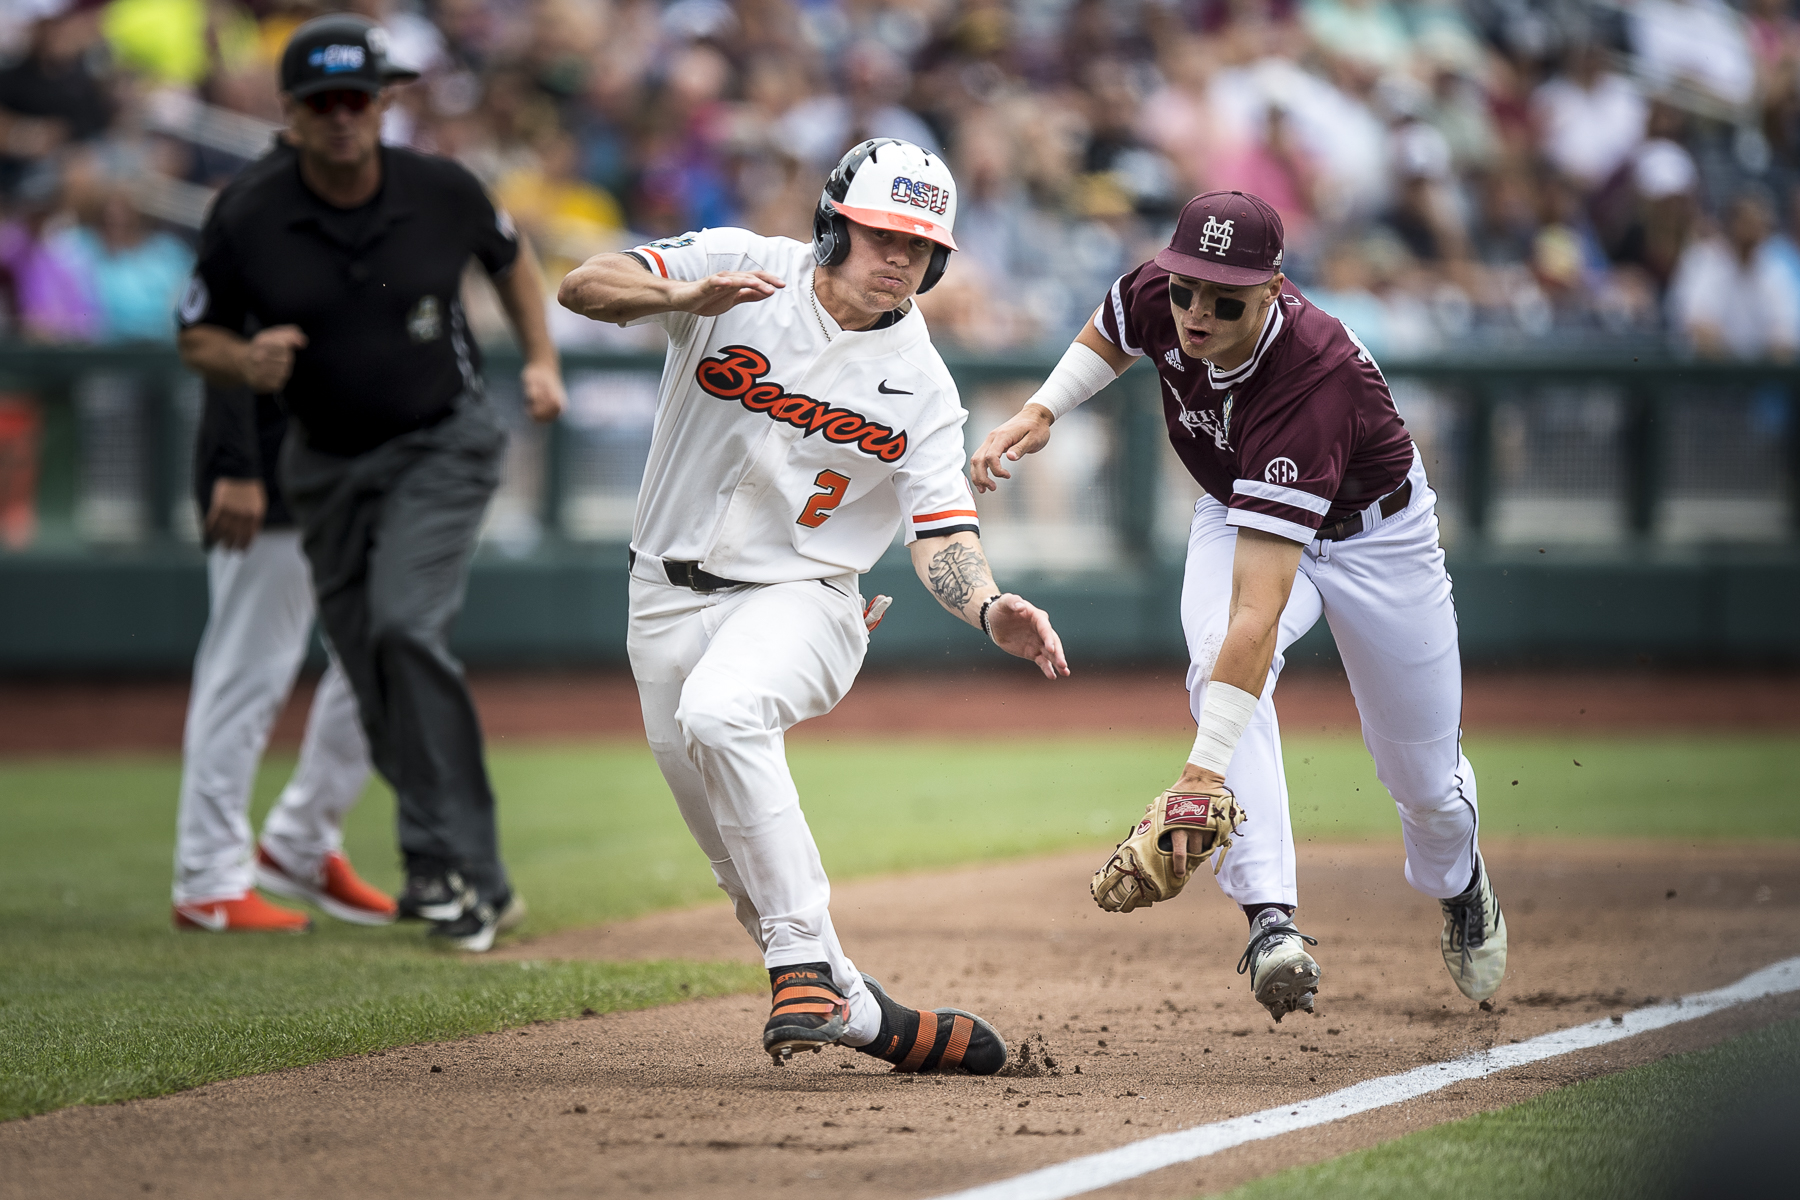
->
[177,14,567,951]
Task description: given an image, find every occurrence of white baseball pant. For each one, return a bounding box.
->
[627,551,883,1046]
[172,530,373,904]
[1185,449,1479,909]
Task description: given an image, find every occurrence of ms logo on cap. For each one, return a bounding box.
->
[1198,216,1234,256]
[309,44,367,73]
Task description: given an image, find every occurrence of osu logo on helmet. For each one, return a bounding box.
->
[890,177,949,216]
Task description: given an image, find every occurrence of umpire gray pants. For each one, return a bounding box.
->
[280,393,510,904]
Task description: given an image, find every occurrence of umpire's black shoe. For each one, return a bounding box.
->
[428,895,499,953]
[763,962,850,1064]
[396,867,469,923]
[424,891,522,954]
[855,973,1008,1075]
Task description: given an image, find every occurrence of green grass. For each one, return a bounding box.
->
[1282,733,1800,841]
[0,750,767,1122]
[1217,1017,1800,1200]
[1,732,1793,1122]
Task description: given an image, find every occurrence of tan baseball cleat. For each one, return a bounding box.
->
[1441,854,1508,1002]
[1237,907,1320,1022]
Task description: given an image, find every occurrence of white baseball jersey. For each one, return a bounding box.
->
[626,227,978,583]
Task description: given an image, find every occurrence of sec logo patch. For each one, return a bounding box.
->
[1264,457,1299,484]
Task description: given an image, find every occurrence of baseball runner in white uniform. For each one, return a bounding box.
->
[560,139,1068,1072]
[173,387,390,933]
[973,191,1507,1020]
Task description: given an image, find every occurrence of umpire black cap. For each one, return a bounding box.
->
[279,13,420,99]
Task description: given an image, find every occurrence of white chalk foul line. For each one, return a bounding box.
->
[929,955,1800,1200]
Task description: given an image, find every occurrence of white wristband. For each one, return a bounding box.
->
[1024,340,1118,421]
[1187,682,1259,776]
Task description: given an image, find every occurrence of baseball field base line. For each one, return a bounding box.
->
[929,955,1800,1200]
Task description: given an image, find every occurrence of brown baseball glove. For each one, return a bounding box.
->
[1091,787,1247,913]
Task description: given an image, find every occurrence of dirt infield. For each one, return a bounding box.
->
[2,668,1798,754]
[6,840,1797,1200]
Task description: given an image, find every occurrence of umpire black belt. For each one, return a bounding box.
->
[1314,479,1412,543]
[629,550,750,593]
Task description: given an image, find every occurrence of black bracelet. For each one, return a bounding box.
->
[978,594,1003,637]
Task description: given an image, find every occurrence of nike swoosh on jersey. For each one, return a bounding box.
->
[877,380,912,394]
[178,904,229,931]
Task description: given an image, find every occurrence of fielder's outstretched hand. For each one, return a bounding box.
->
[674,270,787,317]
[970,406,1053,493]
[988,593,1070,680]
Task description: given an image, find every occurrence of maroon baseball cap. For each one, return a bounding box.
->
[1154,191,1285,286]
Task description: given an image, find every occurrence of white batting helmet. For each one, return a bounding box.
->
[812,138,958,292]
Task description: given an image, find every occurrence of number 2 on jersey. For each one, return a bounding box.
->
[798,470,851,528]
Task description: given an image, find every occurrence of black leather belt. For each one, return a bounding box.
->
[630,550,749,593]
[1315,479,1412,543]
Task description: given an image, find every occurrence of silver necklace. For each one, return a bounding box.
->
[807,273,833,343]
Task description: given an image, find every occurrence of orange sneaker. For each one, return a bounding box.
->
[256,844,398,927]
[173,891,312,933]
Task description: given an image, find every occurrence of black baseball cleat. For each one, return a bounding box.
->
[763,962,851,1065]
[396,866,470,923]
[428,896,498,953]
[854,973,1008,1074]
[425,891,525,954]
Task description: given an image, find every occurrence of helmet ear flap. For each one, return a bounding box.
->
[812,198,852,268]
[918,243,951,293]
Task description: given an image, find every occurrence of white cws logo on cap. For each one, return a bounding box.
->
[833,142,959,250]
[310,44,367,72]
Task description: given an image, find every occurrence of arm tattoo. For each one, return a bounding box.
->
[926,541,994,615]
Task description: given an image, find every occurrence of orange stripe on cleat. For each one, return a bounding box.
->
[940,1015,973,1070]
[774,986,843,1004]
[772,1002,840,1015]
[899,1011,938,1072]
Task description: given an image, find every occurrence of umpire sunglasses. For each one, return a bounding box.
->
[302,89,375,115]
[1169,278,1247,322]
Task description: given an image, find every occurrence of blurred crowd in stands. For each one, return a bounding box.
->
[2,0,1800,357]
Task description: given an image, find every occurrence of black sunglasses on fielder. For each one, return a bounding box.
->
[1170,278,1247,322]
[303,89,374,115]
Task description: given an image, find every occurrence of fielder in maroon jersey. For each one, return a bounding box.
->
[973,191,1508,1020]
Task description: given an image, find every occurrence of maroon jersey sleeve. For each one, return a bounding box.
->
[1224,316,1408,543]
[1091,265,1158,357]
